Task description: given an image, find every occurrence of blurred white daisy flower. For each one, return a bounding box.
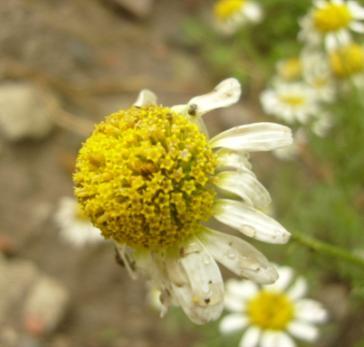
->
[311,112,333,137]
[55,197,104,247]
[220,266,328,347]
[74,78,293,324]
[301,50,336,102]
[261,82,320,124]
[213,0,263,35]
[299,0,364,50]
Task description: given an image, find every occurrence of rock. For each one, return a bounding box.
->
[110,0,154,18]
[0,83,57,141]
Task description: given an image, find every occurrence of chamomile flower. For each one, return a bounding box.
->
[301,50,336,102]
[73,78,293,324]
[261,82,320,124]
[213,0,263,35]
[220,266,328,347]
[55,197,104,247]
[329,42,364,79]
[299,0,364,50]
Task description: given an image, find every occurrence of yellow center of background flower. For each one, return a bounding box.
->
[247,290,295,330]
[330,44,364,78]
[279,94,306,107]
[278,58,302,81]
[313,3,352,33]
[74,105,217,251]
[214,0,245,21]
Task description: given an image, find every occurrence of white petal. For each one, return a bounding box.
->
[295,299,328,323]
[287,277,307,300]
[288,321,319,342]
[349,21,364,33]
[133,89,157,107]
[214,171,271,209]
[264,266,294,292]
[244,2,263,23]
[216,149,252,171]
[225,294,246,312]
[166,239,224,324]
[210,123,293,152]
[226,279,259,299]
[261,331,296,347]
[187,78,241,116]
[214,199,291,244]
[219,314,248,333]
[205,229,278,284]
[239,326,261,347]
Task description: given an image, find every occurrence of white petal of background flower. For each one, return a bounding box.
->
[288,321,319,342]
[295,299,328,323]
[239,326,261,347]
[220,313,248,333]
[261,331,296,347]
[287,277,308,300]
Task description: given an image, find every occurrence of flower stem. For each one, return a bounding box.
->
[292,231,364,270]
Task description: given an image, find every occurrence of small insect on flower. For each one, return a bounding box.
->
[220,266,328,347]
[213,0,263,35]
[299,0,364,50]
[73,78,292,324]
[54,197,104,247]
[260,82,320,125]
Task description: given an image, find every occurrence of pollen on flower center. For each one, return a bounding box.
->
[313,3,352,32]
[279,95,306,107]
[74,105,217,251]
[214,0,245,20]
[330,44,364,78]
[247,291,294,330]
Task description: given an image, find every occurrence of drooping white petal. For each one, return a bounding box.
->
[214,199,291,244]
[166,239,224,324]
[288,321,319,342]
[186,78,241,116]
[219,313,248,333]
[210,123,293,152]
[239,326,261,347]
[205,229,278,284]
[294,299,328,323]
[133,89,157,107]
[287,277,308,300]
[214,171,271,209]
[261,331,296,347]
[216,149,252,171]
[264,266,294,292]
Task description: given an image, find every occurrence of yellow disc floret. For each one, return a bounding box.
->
[330,43,364,78]
[214,0,245,21]
[313,3,352,33]
[74,105,217,251]
[278,58,302,81]
[279,94,306,107]
[247,291,295,330]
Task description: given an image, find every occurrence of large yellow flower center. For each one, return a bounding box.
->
[330,43,364,78]
[74,105,217,251]
[214,0,245,21]
[313,3,352,33]
[247,291,295,330]
[279,94,306,107]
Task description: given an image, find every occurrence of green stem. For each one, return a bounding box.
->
[292,231,364,270]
